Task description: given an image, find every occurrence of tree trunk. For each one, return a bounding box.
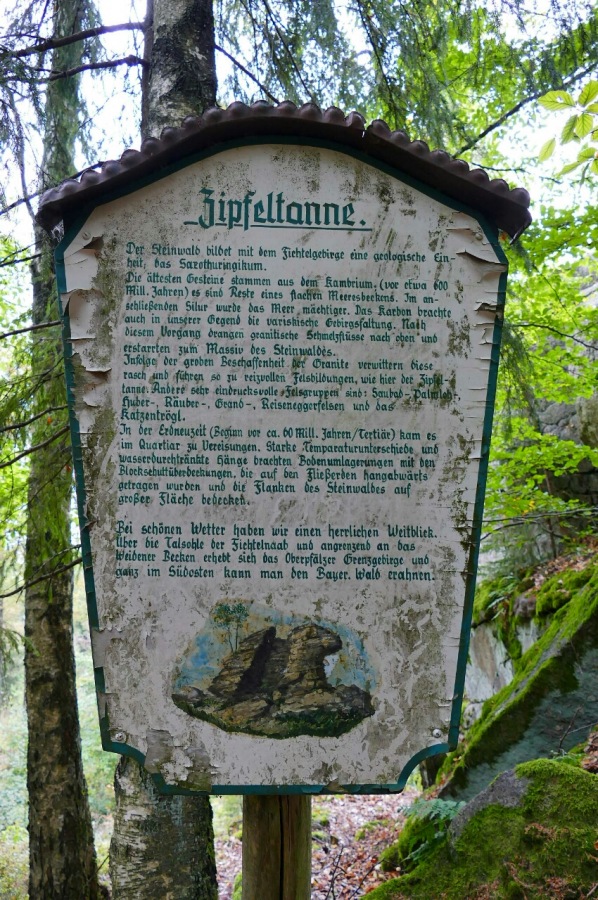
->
[24,1,100,896]
[110,3,218,897]
[110,757,217,899]
[142,0,217,138]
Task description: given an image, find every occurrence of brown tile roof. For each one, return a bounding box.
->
[37,101,531,237]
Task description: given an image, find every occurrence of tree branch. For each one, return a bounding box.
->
[482,505,597,539]
[456,63,597,156]
[0,252,41,268]
[0,425,69,470]
[261,0,312,97]
[1,161,107,220]
[47,55,147,82]
[215,44,278,102]
[0,557,82,600]
[11,21,145,59]
[0,404,68,434]
[0,319,61,340]
[511,322,597,352]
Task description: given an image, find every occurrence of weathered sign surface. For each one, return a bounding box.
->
[46,105,530,793]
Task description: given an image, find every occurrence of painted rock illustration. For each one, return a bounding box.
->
[172,619,374,738]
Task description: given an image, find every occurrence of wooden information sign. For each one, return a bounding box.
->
[41,103,530,794]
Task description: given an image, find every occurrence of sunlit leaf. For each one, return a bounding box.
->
[574,112,595,138]
[559,160,584,175]
[539,90,575,110]
[538,138,556,161]
[578,81,598,106]
[561,115,579,143]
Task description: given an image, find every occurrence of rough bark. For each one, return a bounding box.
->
[142,0,217,138]
[110,757,217,899]
[110,3,219,897]
[24,382,99,898]
[24,1,100,896]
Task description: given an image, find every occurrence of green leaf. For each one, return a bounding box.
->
[559,159,584,175]
[561,114,579,143]
[539,90,575,111]
[574,112,594,138]
[585,103,598,114]
[578,80,598,106]
[538,138,556,161]
[577,146,597,160]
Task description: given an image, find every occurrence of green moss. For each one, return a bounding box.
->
[379,799,464,873]
[534,565,595,618]
[379,841,401,872]
[438,561,598,794]
[313,810,330,828]
[365,761,598,900]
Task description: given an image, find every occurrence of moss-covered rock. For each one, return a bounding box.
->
[534,564,595,617]
[365,759,598,899]
[439,559,598,800]
[379,800,465,874]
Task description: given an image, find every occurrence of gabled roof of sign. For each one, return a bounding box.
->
[37,100,532,238]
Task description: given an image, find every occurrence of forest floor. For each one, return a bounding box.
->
[213,789,419,899]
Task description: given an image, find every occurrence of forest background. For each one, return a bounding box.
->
[0,0,597,896]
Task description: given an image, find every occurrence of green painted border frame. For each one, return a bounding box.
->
[55,133,507,795]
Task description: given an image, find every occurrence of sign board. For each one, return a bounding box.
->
[46,106,530,794]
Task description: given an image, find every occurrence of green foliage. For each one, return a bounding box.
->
[379,799,464,873]
[473,573,527,626]
[211,795,242,838]
[539,79,598,177]
[483,230,598,565]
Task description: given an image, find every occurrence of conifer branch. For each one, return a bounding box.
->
[511,322,597,351]
[0,556,82,600]
[0,320,61,340]
[46,55,147,82]
[260,0,312,97]
[11,22,145,59]
[0,252,40,267]
[0,404,67,434]
[215,44,278,102]
[0,425,69,470]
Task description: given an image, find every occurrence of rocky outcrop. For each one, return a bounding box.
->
[172,623,374,739]
[439,561,598,801]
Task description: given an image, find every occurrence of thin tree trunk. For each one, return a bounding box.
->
[24,1,100,896]
[110,757,217,898]
[110,2,218,896]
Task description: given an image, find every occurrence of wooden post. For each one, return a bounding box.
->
[242,795,311,899]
